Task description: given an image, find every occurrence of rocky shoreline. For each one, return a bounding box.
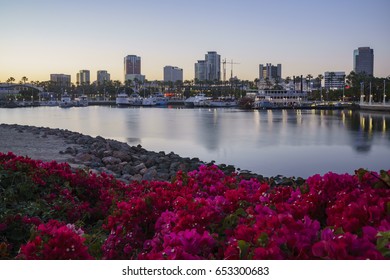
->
[0,123,241,183]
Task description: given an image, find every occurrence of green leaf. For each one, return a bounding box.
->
[238,240,250,259]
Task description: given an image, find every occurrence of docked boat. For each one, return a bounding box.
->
[74,95,89,107]
[128,93,143,106]
[59,91,73,108]
[184,93,210,107]
[116,92,130,107]
[142,93,168,106]
[207,98,238,108]
[252,89,308,109]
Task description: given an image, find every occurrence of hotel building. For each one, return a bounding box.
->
[353,47,374,76]
[124,55,145,82]
[164,66,183,83]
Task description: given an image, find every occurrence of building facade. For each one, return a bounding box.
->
[353,47,374,76]
[259,63,282,80]
[324,71,345,90]
[163,66,183,83]
[76,70,90,85]
[50,74,71,87]
[124,55,145,82]
[97,70,110,85]
[194,51,221,82]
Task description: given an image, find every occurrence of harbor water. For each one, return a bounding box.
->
[0,106,389,178]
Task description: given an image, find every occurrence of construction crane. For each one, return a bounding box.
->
[222,58,240,82]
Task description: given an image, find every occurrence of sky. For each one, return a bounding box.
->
[1,0,389,83]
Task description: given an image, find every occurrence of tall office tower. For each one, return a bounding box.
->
[164,66,183,83]
[324,71,346,90]
[97,70,111,85]
[205,51,221,81]
[76,70,90,85]
[194,51,221,82]
[259,63,282,80]
[50,74,71,87]
[124,55,145,82]
[195,60,207,81]
[353,47,374,76]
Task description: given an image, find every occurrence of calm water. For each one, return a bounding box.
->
[1,106,389,178]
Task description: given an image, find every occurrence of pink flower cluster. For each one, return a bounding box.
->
[0,152,389,259]
[102,165,390,260]
[17,220,93,260]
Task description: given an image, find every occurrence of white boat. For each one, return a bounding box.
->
[142,93,168,106]
[74,95,88,107]
[252,89,308,109]
[207,98,238,107]
[116,92,130,107]
[128,93,143,106]
[142,96,157,106]
[59,91,73,108]
[184,93,210,107]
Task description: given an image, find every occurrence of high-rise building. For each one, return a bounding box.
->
[259,63,282,80]
[50,74,71,87]
[324,71,345,90]
[194,51,221,81]
[97,70,110,85]
[124,55,145,82]
[353,47,374,76]
[164,66,183,83]
[76,70,90,85]
[205,51,221,81]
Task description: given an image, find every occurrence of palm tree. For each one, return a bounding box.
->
[21,76,28,84]
[306,74,313,92]
[7,77,15,84]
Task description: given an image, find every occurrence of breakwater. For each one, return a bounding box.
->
[0,123,238,183]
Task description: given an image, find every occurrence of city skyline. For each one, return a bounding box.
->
[1,0,389,83]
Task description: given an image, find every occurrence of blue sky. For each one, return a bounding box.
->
[1,0,389,83]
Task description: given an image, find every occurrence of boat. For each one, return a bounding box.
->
[184,93,210,107]
[116,92,130,107]
[128,93,143,106]
[59,91,73,108]
[142,93,168,107]
[252,89,308,109]
[74,95,89,107]
[207,98,238,108]
[142,96,157,106]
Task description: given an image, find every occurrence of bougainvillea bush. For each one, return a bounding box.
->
[0,152,389,260]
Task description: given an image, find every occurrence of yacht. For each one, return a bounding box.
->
[59,91,73,108]
[116,92,130,107]
[142,93,168,106]
[184,93,210,107]
[207,98,238,108]
[74,95,89,107]
[128,93,143,106]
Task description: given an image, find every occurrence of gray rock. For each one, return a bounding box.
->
[102,156,121,165]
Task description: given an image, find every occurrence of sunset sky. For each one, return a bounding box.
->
[1,0,389,83]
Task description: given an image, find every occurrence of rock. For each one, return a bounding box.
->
[102,156,121,165]
[142,168,158,181]
[133,162,146,173]
[112,150,132,162]
[131,174,143,182]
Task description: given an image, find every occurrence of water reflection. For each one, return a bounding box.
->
[0,107,389,177]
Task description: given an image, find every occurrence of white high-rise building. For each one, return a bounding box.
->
[97,70,110,85]
[194,51,221,82]
[76,70,90,85]
[164,66,183,83]
[50,74,71,87]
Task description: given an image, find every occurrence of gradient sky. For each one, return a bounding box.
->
[1,0,389,83]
